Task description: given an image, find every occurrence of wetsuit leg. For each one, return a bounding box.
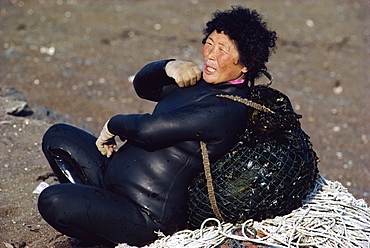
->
[42,123,108,187]
[38,183,163,246]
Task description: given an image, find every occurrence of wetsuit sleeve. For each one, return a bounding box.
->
[107,100,232,147]
[133,59,178,102]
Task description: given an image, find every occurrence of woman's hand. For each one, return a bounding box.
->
[165,60,202,87]
[96,120,117,158]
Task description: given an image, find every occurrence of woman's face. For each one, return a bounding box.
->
[202,31,248,84]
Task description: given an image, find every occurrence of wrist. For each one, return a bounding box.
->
[102,120,115,139]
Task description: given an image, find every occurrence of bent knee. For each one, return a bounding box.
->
[38,185,67,215]
[38,184,81,225]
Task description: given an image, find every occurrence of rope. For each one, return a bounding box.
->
[116,175,370,248]
[197,94,276,222]
[216,94,275,114]
[200,141,224,222]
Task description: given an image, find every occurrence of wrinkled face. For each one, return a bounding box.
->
[202,31,248,84]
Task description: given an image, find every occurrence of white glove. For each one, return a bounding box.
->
[165,60,202,87]
[96,120,117,158]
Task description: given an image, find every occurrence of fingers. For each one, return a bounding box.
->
[97,144,116,158]
[178,66,202,87]
[95,120,117,157]
[176,78,186,88]
[189,66,202,86]
[165,60,202,87]
[104,144,114,158]
[96,143,108,156]
[186,71,196,86]
[95,136,117,158]
[195,66,202,81]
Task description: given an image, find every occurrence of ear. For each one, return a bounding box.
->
[241,67,248,74]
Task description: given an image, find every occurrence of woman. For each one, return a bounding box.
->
[38,6,277,247]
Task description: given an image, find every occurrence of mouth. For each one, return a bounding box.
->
[204,64,216,74]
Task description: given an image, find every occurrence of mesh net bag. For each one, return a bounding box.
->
[187,85,319,228]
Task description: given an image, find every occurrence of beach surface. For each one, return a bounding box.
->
[0,0,369,247]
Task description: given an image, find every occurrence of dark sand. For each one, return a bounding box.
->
[0,0,369,247]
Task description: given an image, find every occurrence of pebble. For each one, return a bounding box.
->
[40,46,55,56]
[333,86,343,94]
[336,152,343,159]
[332,126,341,132]
[306,19,315,27]
[361,135,368,144]
[65,11,72,18]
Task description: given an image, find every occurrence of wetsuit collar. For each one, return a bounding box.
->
[228,79,245,85]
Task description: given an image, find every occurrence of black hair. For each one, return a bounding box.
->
[203,6,277,84]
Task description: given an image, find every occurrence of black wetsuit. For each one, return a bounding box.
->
[38,60,249,246]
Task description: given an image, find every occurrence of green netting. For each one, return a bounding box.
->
[188,128,318,228]
[187,85,319,228]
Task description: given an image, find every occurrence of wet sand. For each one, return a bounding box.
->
[0,0,369,247]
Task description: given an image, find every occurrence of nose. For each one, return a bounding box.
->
[203,45,216,61]
[207,47,216,61]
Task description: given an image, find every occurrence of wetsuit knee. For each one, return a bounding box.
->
[38,184,116,246]
[42,123,106,186]
[38,184,163,246]
[38,184,69,229]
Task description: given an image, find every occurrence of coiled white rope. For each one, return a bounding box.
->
[117,175,370,248]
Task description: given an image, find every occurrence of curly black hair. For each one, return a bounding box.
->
[203,6,277,84]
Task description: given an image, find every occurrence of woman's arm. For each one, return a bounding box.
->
[107,100,233,147]
[133,60,178,102]
[96,96,246,156]
[133,60,202,102]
